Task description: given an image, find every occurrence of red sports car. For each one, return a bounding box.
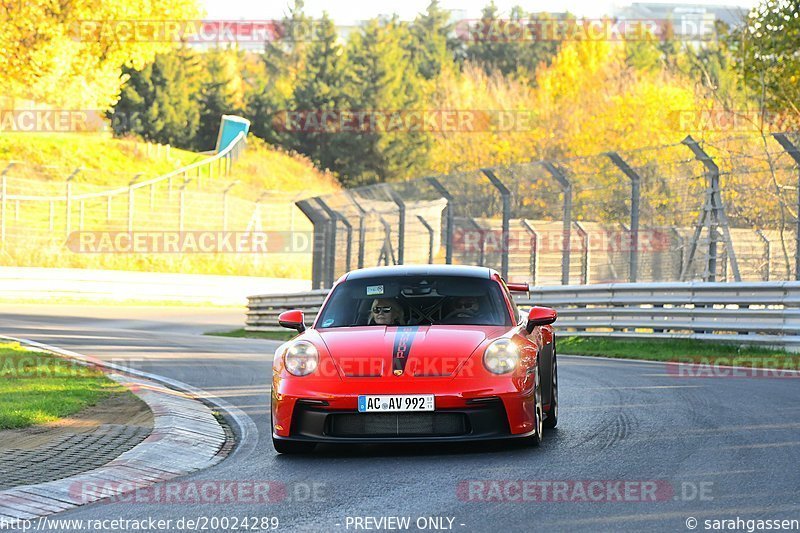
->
[271,265,558,453]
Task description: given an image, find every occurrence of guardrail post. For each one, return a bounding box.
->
[543,162,572,285]
[427,177,454,264]
[128,174,141,233]
[521,219,540,285]
[417,215,435,264]
[383,184,406,265]
[605,152,641,282]
[681,135,741,282]
[0,162,14,245]
[222,181,239,232]
[481,168,511,279]
[65,168,81,238]
[772,133,800,280]
[296,199,328,289]
[346,192,367,269]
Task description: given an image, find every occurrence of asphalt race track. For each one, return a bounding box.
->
[2,304,799,532]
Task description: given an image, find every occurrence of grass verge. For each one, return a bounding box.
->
[205,328,297,342]
[559,336,800,369]
[0,342,125,429]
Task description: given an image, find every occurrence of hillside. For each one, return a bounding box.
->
[0,131,339,279]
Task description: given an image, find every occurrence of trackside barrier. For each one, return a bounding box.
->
[246,281,800,351]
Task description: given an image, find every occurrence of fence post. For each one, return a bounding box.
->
[178,178,191,232]
[383,184,406,265]
[605,152,641,282]
[574,221,589,284]
[756,229,771,281]
[521,219,540,285]
[465,217,486,266]
[128,174,141,233]
[345,192,367,269]
[0,162,14,245]
[772,133,800,280]
[481,168,511,279]
[222,181,239,232]
[417,215,435,264]
[296,199,328,290]
[316,198,350,278]
[543,162,572,285]
[681,135,741,282]
[427,177,455,264]
[65,168,81,238]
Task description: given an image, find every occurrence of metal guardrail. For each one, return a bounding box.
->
[246,281,800,350]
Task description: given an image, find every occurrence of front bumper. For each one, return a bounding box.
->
[275,397,529,444]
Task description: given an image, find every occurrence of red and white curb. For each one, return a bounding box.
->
[0,336,256,522]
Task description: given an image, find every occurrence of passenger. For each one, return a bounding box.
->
[369,298,405,326]
[445,296,483,321]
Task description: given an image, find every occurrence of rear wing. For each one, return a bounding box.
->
[506,282,530,293]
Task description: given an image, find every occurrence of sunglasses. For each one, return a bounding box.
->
[371,306,393,314]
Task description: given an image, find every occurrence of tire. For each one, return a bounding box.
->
[544,347,558,429]
[526,365,544,447]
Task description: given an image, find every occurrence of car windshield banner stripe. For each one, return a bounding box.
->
[392,326,419,375]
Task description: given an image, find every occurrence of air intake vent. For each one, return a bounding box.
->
[328,413,468,437]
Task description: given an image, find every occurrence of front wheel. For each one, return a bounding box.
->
[544,350,558,429]
[526,366,544,447]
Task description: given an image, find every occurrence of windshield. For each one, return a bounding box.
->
[315,275,511,328]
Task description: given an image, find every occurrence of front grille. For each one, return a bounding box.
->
[328,412,468,437]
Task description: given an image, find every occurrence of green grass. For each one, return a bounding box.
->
[559,336,800,369]
[205,328,297,342]
[0,342,124,429]
[0,132,200,184]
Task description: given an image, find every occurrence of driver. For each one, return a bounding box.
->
[369,298,405,326]
[445,296,483,320]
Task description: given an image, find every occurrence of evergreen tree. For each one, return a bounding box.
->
[110,46,201,148]
[342,17,430,186]
[291,13,348,173]
[408,1,453,80]
[196,49,243,151]
[465,4,562,79]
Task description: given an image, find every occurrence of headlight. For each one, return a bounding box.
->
[284,341,319,376]
[483,339,519,374]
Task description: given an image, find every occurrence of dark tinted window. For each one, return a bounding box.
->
[316,275,512,328]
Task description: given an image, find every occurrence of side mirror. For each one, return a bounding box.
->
[526,306,557,333]
[278,310,306,333]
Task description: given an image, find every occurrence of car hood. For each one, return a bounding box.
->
[315,325,508,378]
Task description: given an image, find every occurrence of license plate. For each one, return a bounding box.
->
[358,395,434,412]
